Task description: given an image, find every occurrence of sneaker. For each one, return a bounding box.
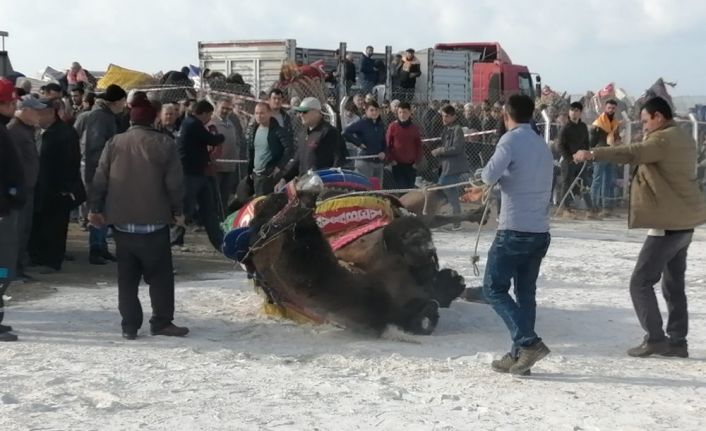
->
[509,341,550,375]
[626,339,669,357]
[151,324,189,337]
[491,353,531,375]
[0,331,18,342]
[0,324,13,333]
[660,341,688,358]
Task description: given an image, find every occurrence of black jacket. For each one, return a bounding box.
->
[246,117,293,176]
[0,114,26,216]
[399,61,421,89]
[283,119,347,181]
[177,114,225,176]
[35,119,84,212]
[344,60,357,83]
[558,120,590,160]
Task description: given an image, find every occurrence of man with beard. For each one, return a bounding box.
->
[575,97,706,358]
[590,99,621,217]
[28,99,83,274]
[0,79,26,342]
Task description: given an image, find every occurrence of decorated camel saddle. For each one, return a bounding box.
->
[222,170,481,335]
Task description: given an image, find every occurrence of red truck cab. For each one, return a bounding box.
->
[434,42,535,104]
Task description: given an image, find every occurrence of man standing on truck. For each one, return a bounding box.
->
[359,46,378,96]
[398,49,421,103]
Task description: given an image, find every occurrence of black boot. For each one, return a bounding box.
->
[89,249,107,265]
[101,249,117,262]
[660,340,688,358]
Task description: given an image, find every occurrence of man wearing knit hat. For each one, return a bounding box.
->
[89,98,188,340]
[80,84,127,265]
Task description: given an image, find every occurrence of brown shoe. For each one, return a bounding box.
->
[151,324,189,337]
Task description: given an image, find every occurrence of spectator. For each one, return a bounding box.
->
[70,84,85,113]
[156,102,179,139]
[391,54,403,96]
[574,97,706,358]
[268,89,294,143]
[7,97,46,281]
[343,53,357,94]
[80,84,127,265]
[399,49,421,102]
[386,101,422,189]
[0,79,25,342]
[359,46,378,95]
[29,99,84,274]
[66,62,89,86]
[343,100,386,181]
[212,98,246,209]
[245,102,293,196]
[481,95,554,375]
[589,99,621,217]
[557,102,594,219]
[283,97,346,180]
[431,105,467,229]
[82,92,96,112]
[89,97,189,340]
[44,83,63,101]
[352,94,365,115]
[175,100,225,250]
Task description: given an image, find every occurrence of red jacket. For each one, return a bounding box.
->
[386,121,422,164]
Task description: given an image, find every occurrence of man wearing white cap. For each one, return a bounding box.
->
[283,97,346,180]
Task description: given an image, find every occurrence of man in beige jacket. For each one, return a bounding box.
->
[575,97,706,358]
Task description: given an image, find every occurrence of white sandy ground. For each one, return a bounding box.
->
[1,219,706,431]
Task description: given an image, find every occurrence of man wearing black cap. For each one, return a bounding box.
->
[0,78,26,342]
[80,84,127,264]
[28,99,83,274]
[89,98,188,340]
[8,96,47,280]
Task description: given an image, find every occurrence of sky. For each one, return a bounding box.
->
[2,0,705,97]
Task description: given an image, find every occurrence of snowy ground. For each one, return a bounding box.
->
[2,218,706,431]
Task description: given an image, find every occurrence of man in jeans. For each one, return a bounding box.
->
[431,105,467,230]
[575,97,706,358]
[590,99,621,217]
[481,95,554,375]
[89,98,188,340]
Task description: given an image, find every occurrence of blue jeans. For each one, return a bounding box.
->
[89,225,108,251]
[483,230,551,356]
[438,174,462,215]
[590,162,616,210]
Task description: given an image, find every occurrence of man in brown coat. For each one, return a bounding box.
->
[89,97,188,340]
[575,97,706,358]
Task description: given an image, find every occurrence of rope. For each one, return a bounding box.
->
[470,184,494,277]
[553,161,588,216]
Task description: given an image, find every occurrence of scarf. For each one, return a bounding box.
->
[593,113,620,146]
[401,56,420,72]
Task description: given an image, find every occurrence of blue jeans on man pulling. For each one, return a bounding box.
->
[483,230,551,356]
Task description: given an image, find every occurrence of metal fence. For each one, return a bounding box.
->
[140,82,706,206]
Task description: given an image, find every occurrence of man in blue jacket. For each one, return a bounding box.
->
[342,100,386,181]
[481,95,554,375]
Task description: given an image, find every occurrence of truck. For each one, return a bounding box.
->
[434,42,538,104]
[197,39,386,97]
[197,39,537,104]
